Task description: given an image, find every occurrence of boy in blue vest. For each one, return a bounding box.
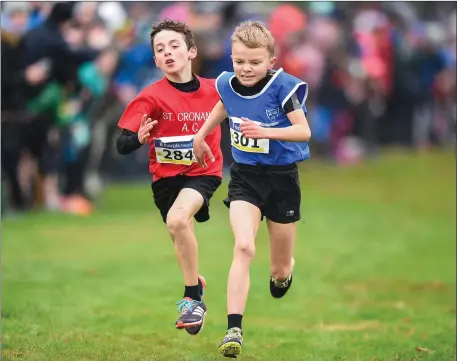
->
[193,21,311,358]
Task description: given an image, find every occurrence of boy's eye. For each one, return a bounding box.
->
[172,45,179,49]
[157,49,163,53]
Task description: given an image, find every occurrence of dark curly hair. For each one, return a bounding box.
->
[150,19,195,50]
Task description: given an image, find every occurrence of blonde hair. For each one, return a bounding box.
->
[231,21,275,56]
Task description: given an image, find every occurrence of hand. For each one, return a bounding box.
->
[193,135,214,168]
[138,114,158,144]
[240,117,269,139]
[25,61,49,85]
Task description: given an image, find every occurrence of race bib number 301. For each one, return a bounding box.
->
[229,117,269,154]
[154,135,195,165]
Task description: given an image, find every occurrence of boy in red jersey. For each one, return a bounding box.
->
[116,20,223,336]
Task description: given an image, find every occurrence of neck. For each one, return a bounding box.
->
[165,66,193,83]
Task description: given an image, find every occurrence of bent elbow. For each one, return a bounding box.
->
[303,129,311,142]
[116,137,127,155]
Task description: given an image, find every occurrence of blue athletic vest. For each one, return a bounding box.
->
[215,68,310,166]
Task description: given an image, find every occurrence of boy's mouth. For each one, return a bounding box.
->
[165,59,175,65]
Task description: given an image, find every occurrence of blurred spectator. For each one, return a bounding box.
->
[1,1,456,216]
[1,2,31,35]
[1,28,49,211]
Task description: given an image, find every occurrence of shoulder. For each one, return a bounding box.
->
[197,76,218,92]
[274,70,309,107]
[276,69,305,86]
[194,76,221,99]
[214,71,234,94]
[138,78,169,98]
[197,76,215,87]
[215,71,234,82]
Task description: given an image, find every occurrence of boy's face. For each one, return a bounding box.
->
[153,30,196,75]
[231,41,276,87]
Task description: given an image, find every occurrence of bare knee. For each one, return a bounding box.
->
[166,211,191,239]
[234,240,255,260]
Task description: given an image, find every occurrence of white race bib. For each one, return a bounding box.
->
[154,135,195,165]
[229,117,269,154]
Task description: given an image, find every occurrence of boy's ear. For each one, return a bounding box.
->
[269,56,277,69]
[153,56,158,67]
[189,46,197,60]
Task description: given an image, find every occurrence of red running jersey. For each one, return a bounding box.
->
[118,76,223,181]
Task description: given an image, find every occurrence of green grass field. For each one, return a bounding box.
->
[2,150,456,361]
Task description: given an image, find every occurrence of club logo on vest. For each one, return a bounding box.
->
[266,107,280,123]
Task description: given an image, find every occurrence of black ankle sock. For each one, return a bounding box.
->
[184,285,201,301]
[227,314,243,330]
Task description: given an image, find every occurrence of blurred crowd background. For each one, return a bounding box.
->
[1,1,456,216]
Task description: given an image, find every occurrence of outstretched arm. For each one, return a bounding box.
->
[193,100,228,167]
[195,100,228,140]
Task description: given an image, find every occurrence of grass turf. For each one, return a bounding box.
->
[2,150,456,361]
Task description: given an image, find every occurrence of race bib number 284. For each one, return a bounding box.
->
[154,135,195,165]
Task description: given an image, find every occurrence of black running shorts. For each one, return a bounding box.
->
[224,162,301,224]
[152,175,221,223]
